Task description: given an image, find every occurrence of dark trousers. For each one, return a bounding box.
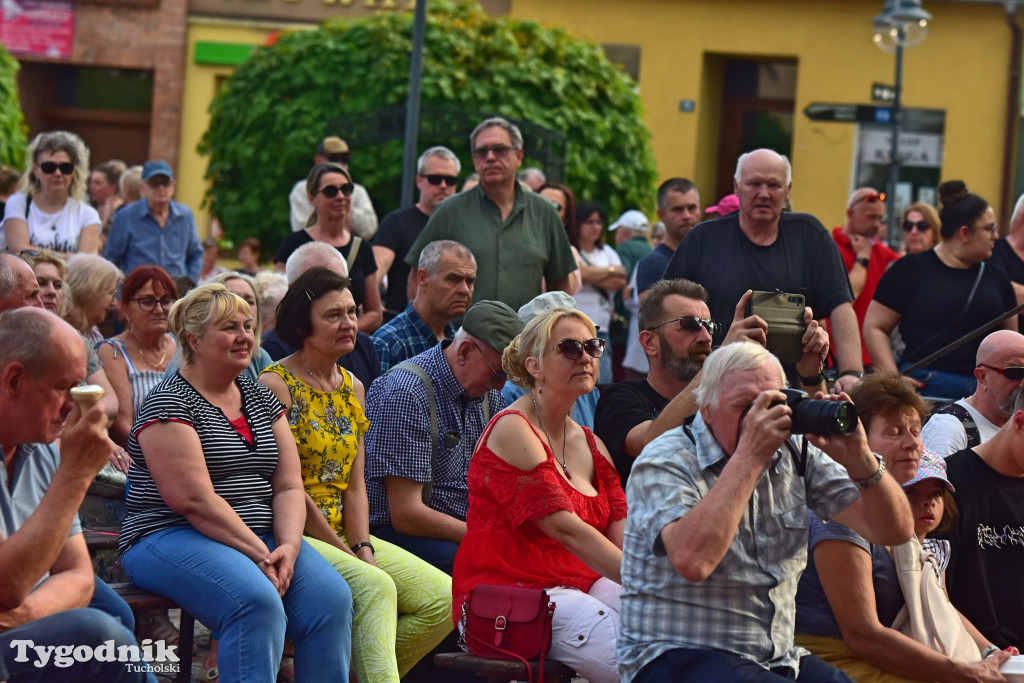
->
[633,648,856,683]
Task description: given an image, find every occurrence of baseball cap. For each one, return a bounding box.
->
[609,209,649,232]
[902,448,955,492]
[319,137,350,155]
[142,160,174,182]
[517,291,578,324]
[705,194,739,215]
[463,300,524,354]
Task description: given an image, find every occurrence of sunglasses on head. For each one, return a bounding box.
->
[647,316,721,336]
[423,174,458,187]
[851,191,886,208]
[39,161,74,175]
[549,338,605,360]
[318,183,354,199]
[978,363,1024,381]
[903,220,931,233]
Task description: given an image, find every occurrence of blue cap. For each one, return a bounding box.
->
[142,160,174,181]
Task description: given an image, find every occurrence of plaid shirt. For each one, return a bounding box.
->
[371,303,454,373]
[364,341,503,529]
[617,414,860,681]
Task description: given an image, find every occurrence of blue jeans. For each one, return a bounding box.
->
[632,648,856,682]
[374,523,457,575]
[0,608,156,682]
[89,576,135,631]
[899,362,976,402]
[121,526,353,683]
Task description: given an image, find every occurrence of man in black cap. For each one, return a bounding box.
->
[363,299,523,573]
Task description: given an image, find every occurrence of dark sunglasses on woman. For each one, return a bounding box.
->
[318,183,354,199]
[39,161,74,175]
[549,338,606,360]
[903,220,931,233]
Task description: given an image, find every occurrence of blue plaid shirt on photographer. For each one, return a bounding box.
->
[371,302,455,373]
[364,340,503,529]
[617,413,861,681]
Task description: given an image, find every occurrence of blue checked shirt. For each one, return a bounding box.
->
[617,414,860,681]
[371,303,455,373]
[364,341,503,529]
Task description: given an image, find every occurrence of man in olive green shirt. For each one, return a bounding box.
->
[405,117,577,313]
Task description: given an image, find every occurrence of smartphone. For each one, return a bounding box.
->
[745,291,806,363]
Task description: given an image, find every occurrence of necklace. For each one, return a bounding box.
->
[129,329,166,368]
[530,391,571,480]
[300,349,332,392]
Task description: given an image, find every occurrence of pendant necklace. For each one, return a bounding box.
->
[300,350,329,392]
[530,390,571,480]
[130,329,166,368]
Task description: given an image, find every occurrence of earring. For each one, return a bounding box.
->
[538,384,543,394]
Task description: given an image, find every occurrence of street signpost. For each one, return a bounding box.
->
[803,102,893,124]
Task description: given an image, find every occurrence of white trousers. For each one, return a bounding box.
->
[546,578,620,683]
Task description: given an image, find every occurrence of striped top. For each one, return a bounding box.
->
[118,371,286,555]
[96,337,172,418]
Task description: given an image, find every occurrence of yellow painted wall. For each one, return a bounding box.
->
[178,1,1014,234]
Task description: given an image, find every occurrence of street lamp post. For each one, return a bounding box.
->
[872,0,932,244]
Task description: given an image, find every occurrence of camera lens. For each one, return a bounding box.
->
[790,397,858,435]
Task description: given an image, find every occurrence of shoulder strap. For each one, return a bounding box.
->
[345,236,362,275]
[24,194,31,219]
[389,361,437,506]
[933,402,980,448]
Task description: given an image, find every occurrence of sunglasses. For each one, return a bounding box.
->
[326,153,350,165]
[423,174,458,187]
[471,340,507,382]
[471,144,515,160]
[647,316,721,336]
[39,161,74,175]
[133,296,176,312]
[548,338,606,360]
[903,220,931,233]
[318,183,354,199]
[978,363,1024,381]
[851,191,886,208]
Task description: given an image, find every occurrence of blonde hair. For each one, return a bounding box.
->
[167,283,251,366]
[24,250,72,318]
[209,271,263,356]
[501,306,596,389]
[20,131,91,201]
[64,254,122,333]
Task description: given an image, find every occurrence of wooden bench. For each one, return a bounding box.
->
[434,652,576,682]
[109,582,194,683]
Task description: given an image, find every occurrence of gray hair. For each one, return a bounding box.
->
[20,131,91,201]
[1012,193,1024,231]
[285,241,348,284]
[734,149,792,186]
[119,165,143,202]
[0,307,54,376]
[417,146,461,175]
[417,240,475,278]
[470,117,523,151]
[518,168,546,185]
[0,254,23,298]
[694,342,786,409]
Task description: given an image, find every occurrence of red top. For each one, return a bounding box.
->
[451,410,628,626]
[831,226,900,365]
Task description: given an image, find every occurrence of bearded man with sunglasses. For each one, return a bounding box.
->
[922,329,1024,456]
[405,118,577,314]
[831,188,900,367]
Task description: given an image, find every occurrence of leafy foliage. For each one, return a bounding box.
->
[0,45,26,169]
[200,0,657,248]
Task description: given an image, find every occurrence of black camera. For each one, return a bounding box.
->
[772,388,858,436]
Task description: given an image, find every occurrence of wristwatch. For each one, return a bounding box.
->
[853,453,886,489]
[856,257,870,268]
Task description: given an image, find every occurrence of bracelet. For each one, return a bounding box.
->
[981,645,999,659]
[351,541,375,555]
[838,370,864,379]
[799,370,826,385]
[853,454,886,489]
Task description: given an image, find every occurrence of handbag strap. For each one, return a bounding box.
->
[462,610,549,683]
[900,261,985,371]
[345,235,362,275]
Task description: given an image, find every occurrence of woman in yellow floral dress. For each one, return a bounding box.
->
[259,267,451,683]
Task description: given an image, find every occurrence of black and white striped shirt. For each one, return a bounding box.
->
[119,371,285,555]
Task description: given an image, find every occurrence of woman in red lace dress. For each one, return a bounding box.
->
[452,306,626,683]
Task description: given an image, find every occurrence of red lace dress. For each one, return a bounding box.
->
[451,409,628,625]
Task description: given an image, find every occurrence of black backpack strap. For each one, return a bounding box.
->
[933,401,980,449]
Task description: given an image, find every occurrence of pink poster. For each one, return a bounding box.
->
[1,0,74,59]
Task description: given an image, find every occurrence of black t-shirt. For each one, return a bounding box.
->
[593,379,670,486]
[872,250,1016,375]
[274,230,378,309]
[663,212,853,346]
[373,205,430,314]
[989,239,1024,334]
[940,448,1024,649]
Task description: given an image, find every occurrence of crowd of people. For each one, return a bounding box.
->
[1,117,1023,683]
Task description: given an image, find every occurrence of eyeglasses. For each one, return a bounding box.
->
[548,338,606,360]
[39,161,74,175]
[471,340,507,382]
[422,174,458,187]
[851,191,886,208]
[133,296,176,311]
[978,222,998,235]
[317,183,354,199]
[326,153,350,165]
[903,220,931,233]
[647,316,721,336]
[471,144,515,160]
[978,363,1024,381]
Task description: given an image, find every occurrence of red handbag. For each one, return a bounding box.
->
[461,584,556,683]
